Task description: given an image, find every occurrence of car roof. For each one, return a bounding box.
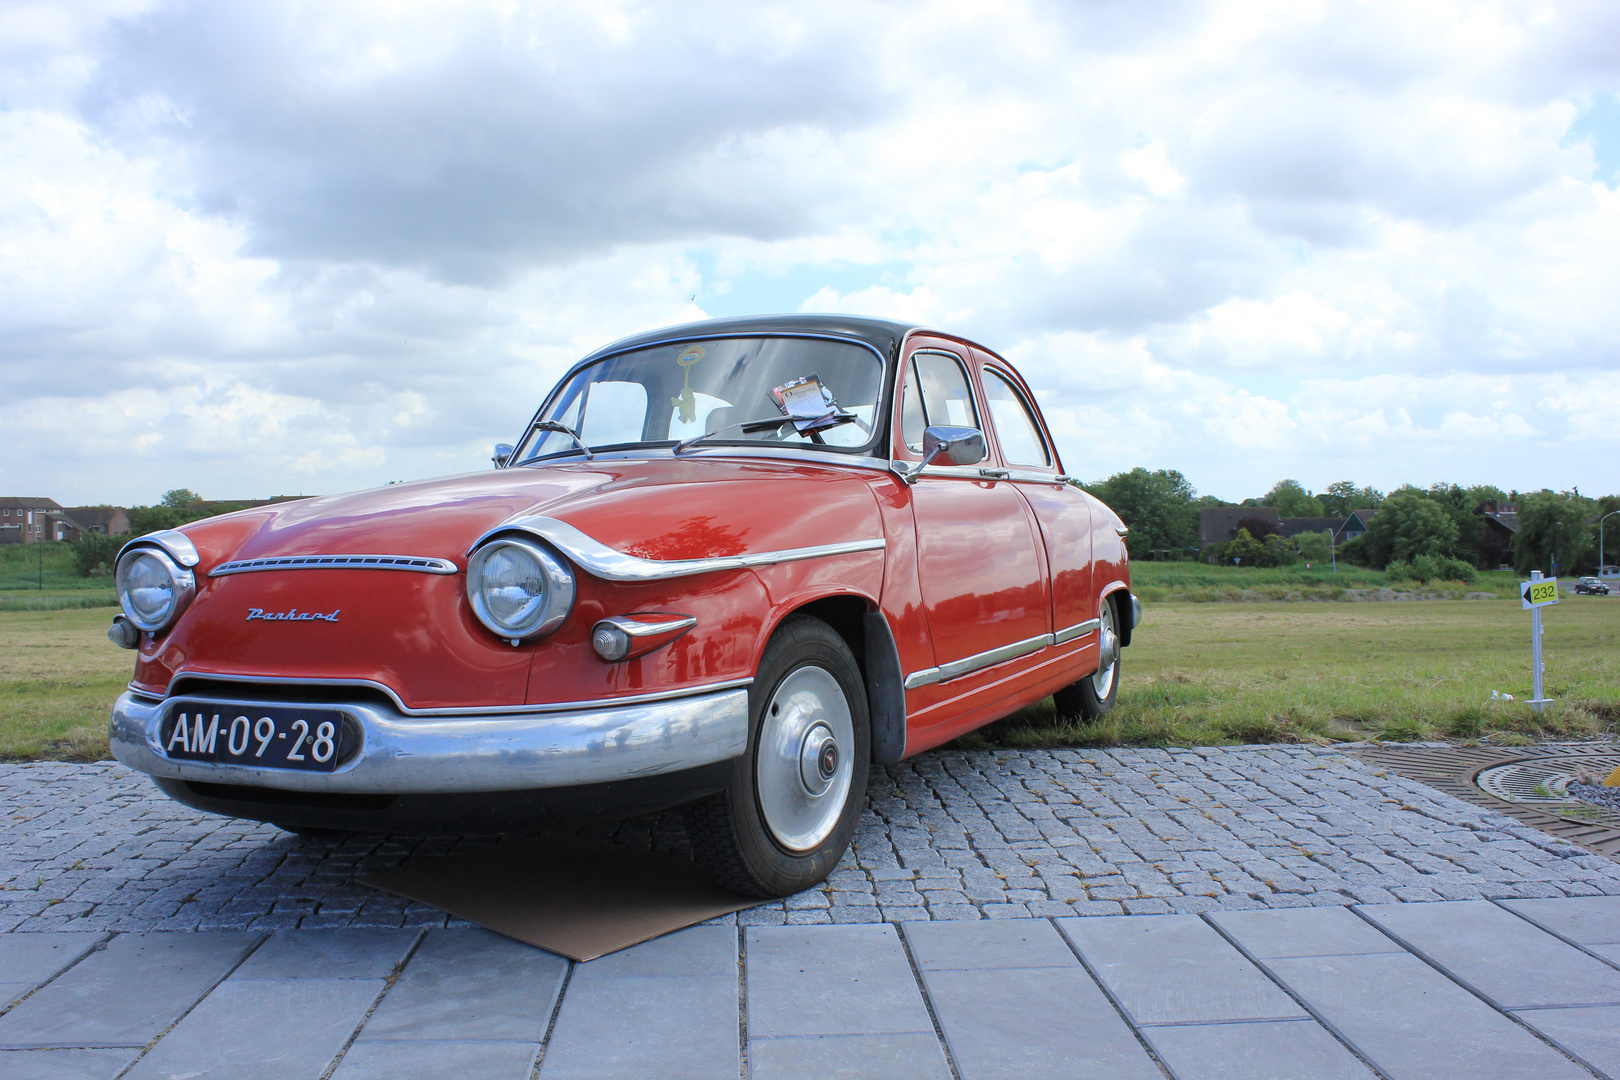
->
[581,314,923,364]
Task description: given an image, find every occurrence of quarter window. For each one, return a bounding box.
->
[983,370,1050,467]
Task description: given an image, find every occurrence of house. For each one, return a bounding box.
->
[1474,499,1519,569]
[1336,509,1380,543]
[63,506,131,536]
[0,497,64,544]
[1197,506,1280,546]
[1277,517,1343,540]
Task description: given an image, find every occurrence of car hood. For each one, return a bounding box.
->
[179,456,884,570]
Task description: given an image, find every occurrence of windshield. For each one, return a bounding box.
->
[513,336,884,464]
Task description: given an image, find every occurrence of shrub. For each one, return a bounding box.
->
[1410,554,1441,582]
[1385,559,1414,582]
[1436,557,1477,584]
[73,534,124,578]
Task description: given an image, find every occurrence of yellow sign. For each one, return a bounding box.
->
[1521,579,1559,609]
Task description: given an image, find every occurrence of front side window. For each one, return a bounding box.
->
[902,351,978,453]
[514,336,883,464]
[983,369,1051,467]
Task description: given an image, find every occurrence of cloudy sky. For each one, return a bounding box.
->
[3,0,1617,508]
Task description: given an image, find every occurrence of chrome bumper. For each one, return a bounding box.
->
[110,687,750,794]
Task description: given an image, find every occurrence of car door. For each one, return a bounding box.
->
[974,355,1099,676]
[896,341,1052,709]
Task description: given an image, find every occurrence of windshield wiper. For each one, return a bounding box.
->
[673,411,856,455]
[531,420,593,461]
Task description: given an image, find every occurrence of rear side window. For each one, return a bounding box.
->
[983,369,1050,467]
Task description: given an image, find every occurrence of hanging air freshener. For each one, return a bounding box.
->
[672,345,705,424]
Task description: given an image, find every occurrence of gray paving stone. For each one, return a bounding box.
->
[332,1039,539,1080]
[921,965,1161,1080]
[1060,914,1306,1024]
[1208,906,1405,958]
[123,978,384,1080]
[0,932,258,1049]
[1266,952,1593,1080]
[1360,900,1620,1008]
[539,927,737,1080]
[1144,1019,1376,1080]
[1513,1005,1620,1079]
[0,1047,138,1080]
[746,924,932,1038]
[0,932,104,1009]
[748,1033,952,1080]
[1500,896,1620,945]
[230,928,419,979]
[357,929,566,1042]
[904,918,1075,970]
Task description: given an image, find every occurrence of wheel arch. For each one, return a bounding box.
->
[1100,583,1133,648]
[768,593,906,767]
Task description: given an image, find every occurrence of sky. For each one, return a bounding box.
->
[3,0,1618,508]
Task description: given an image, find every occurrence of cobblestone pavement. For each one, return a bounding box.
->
[2,746,1619,935]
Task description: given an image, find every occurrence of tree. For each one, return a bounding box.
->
[1512,490,1596,576]
[1320,481,1384,518]
[1226,528,1266,566]
[1295,531,1332,565]
[127,490,246,537]
[1358,492,1462,568]
[1235,514,1279,539]
[1085,468,1199,554]
[1262,479,1325,517]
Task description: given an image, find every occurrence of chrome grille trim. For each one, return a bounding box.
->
[209,554,459,577]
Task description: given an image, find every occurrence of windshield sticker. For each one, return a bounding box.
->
[772,374,840,433]
[672,345,706,424]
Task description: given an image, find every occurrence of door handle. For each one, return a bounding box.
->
[978,468,1009,480]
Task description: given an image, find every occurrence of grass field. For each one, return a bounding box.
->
[2,596,1616,762]
[0,542,112,592]
[1127,560,1522,604]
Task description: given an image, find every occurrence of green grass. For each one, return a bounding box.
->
[953,596,1620,751]
[0,542,111,591]
[0,608,132,761]
[1128,561,1518,604]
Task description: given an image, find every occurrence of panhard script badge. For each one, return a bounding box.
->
[247,607,340,623]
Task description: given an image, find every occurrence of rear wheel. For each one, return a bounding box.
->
[684,615,870,897]
[1053,596,1121,722]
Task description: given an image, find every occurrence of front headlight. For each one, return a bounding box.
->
[115,547,195,632]
[466,536,575,644]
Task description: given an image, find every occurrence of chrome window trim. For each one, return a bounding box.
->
[510,331,892,466]
[467,515,885,583]
[117,529,199,568]
[140,672,756,717]
[517,445,896,474]
[1006,469,1069,486]
[209,554,459,578]
[980,365,1056,469]
[903,618,1100,690]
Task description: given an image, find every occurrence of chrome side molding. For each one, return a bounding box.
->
[117,529,200,568]
[210,554,459,577]
[903,618,1100,690]
[468,516,885,583]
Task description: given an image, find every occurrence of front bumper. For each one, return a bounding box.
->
[110,686,750,794]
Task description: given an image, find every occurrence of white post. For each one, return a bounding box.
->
[1529,570,1546,712]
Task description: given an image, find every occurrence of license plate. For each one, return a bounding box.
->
[160,703,349,773]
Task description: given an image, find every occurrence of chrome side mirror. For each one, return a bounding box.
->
[922,426,986,467]
[492,443,514,468]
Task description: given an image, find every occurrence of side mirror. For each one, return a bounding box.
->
[492,443,514,468]
[921,426,986,468]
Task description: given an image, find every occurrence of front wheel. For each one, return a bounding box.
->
[1053,596,1121,722]
[683,615,870,897]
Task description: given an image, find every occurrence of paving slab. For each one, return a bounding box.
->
[921,965,1160,1080]
[331,1039,540,1080]
[1265,951,1593,1080]
[123,977,385,1080]
[0,1047,139,1080]
[0,932,259,1049]
[1060,914,1307,1024]
[355,929,566,1042]
[1514,1005,1620,1079]
[745,924,933,1039]
[904,917,1075,970]
[748,1033,952,1080]
[1500,896,1620,945]
[1144,1018,1377,1080]
[0,931,104,1009]
[1360,900,1620,1008]
[1208,906,1404,958]
[539,927,738,1080]
[231,928,419,979]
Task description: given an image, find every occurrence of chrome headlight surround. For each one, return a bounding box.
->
[466,536,576,644]
[114,546,196,633]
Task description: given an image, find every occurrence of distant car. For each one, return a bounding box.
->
[1575,577,1610,595]
[106,315,1139,898]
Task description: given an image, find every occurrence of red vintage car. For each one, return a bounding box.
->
[109,315,1137,897]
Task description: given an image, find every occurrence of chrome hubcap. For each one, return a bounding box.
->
[1092,605,1118,699]
[757,666,854,852]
